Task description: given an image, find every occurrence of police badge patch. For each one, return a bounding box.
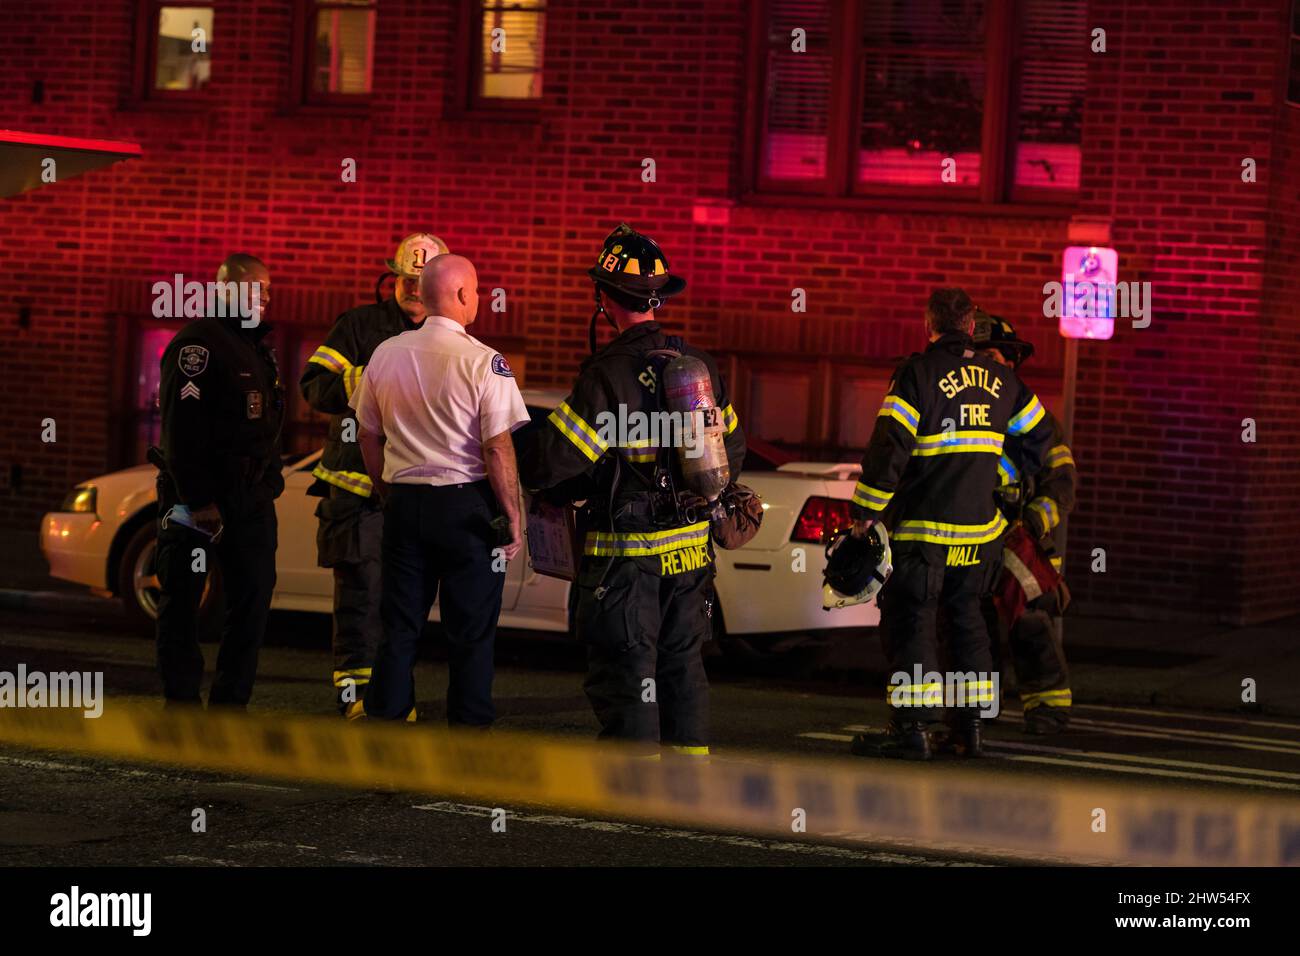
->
[491,354,514,377]
[179,345,209,377]
[246,390,263,419]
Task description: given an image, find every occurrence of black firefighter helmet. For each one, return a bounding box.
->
[822,524,893,610]
[587,224,686,350]
[972,309,1035,368]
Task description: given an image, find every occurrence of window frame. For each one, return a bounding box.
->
[132,0,217,104]
[451,0,547,120]
[290,0,378,108]
[743,0,1081,209]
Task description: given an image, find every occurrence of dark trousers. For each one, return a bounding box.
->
[1009,589,1071,711]
[575,558,712,750]
[315,485,384,703]
[364,482,503,724]
[155,498,277,707]
[879,539,1000,723]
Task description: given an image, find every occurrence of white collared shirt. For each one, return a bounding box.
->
[349,314,529,485]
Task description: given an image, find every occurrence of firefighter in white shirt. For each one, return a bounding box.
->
[348,254,529,724]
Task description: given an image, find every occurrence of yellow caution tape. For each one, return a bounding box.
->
[1,702,1299,865]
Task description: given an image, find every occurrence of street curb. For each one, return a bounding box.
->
[0,588,121,615]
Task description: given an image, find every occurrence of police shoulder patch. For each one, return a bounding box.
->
[491,354,514,378]
[178,345,209,378]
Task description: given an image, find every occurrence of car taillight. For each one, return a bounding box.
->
[791,496,853,544]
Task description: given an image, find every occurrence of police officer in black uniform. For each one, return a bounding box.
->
[154,253,285,709]
[847,288,1054,759]
[300,233,449,715]
[519,225,746,756]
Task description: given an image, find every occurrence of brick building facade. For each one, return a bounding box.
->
[1,0,1296,623]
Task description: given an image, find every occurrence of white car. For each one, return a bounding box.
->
[40,389,877,653]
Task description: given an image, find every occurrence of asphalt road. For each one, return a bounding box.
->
[2,600,1299,867]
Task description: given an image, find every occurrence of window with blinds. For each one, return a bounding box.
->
[476,0,546,103]
[307,1,376,99]
[1012,0,1085,194]
[760,0,834,187]
[750,0,1087,202]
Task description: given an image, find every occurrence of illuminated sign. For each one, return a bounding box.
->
[1058,246,1118,340]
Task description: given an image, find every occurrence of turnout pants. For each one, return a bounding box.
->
[155,497,278,707]
[315,485,384,704]
[878,539,1000,724]
[364,482,504,725]
[574,557,713,753]
[1009,589,1071,714]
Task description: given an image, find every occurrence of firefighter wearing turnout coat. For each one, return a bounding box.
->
[300,233,449,712]
[518,224,746,756]
[973,311,1078,734]
[847,288,1054,760]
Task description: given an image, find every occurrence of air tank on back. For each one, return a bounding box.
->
[662,354,730,503]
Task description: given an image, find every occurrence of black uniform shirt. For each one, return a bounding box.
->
[299,297,416,498]
[159,315,285,512]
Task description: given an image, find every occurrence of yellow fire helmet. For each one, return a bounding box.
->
[385,233,450,278]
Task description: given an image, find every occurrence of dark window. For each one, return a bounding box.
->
[1289,0,1300,106]
[749,0,1086,202]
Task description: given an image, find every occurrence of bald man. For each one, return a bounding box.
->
[349,254,529,724]
[155,253,285,709]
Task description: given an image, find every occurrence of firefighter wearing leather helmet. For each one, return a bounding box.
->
[846,288,1055,761]
[973,309,1079,735]
[300,232,449,717]
[519,224,746,756]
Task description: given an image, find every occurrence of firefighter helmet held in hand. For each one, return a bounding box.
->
[822,524,893,610]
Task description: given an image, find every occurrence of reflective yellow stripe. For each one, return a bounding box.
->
[669,745,710,756]
[1028,497,1061,532]
[1007,395,1045,436]
[877,395,920,437]
[548,401,607,463]
[1050,555,1063,570]
[852,480,893,512]
[1046,444,1075,469]
[721,404,739,435]
[894,513,1007,546]
[911,430,1004,457]
[312,464,374,497]
[583,521,710,557]
[333,668,373,688]
[888,682,945,706]
[1023,688,1073,709]
[308,345,352,374]
[342,364,364,400]
[997,453,1018,485]
[621,446,659,464]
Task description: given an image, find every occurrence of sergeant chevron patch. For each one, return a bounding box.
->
[180,381,201,400]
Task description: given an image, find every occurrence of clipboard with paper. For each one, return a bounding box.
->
[524,496,580,582]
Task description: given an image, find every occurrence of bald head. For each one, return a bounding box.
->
[420,254,479,327]
[216,253,267,285]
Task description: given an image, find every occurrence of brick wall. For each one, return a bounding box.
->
[0,0,1295,622]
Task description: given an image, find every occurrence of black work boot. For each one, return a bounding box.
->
[1024,706,1069,736]
[850,719,932,761]
[941,712,977,759]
